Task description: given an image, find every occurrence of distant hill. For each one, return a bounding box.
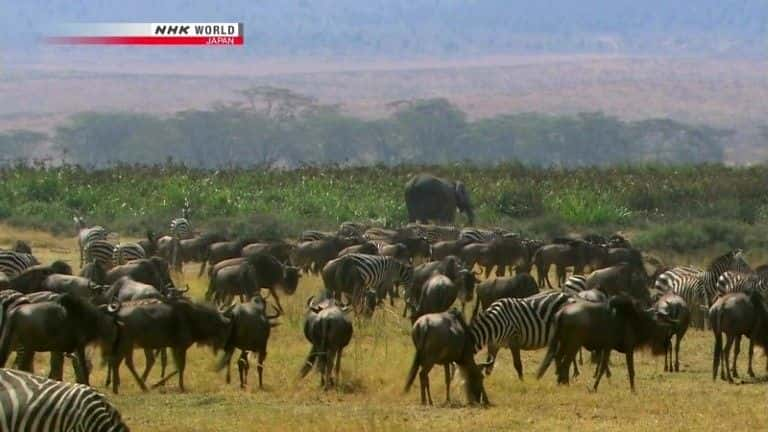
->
[2,1,767,58]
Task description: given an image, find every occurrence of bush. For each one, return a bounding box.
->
[545,188,631,226]
[633,220,746,253]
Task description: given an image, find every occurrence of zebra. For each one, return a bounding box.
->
[717,271,768,297]
[338,221,368,238]
[469,291,574,378]
[112,242,147,265]
[298,230,335,242]
[654,266,701,293]
[0,368,129,431]
[74,216,108,268]
[169,201,193,240]
[84,239,115,269]
[458,227,513,244]
[405,223,459,243]
[563,274,587,296]
[0,251,39,278]
[327,253,413,308]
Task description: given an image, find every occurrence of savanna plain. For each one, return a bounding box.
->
[2,225,767,432]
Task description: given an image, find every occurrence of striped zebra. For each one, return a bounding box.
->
[405,223,459,243]
[327,253,413,307]
[654,266,701,293]
[717,271,768,297]
[563,275,588,296]
[169,217,193,240]
[0,368,128,431]
[74,217,108,268]
[469,291,573,378]
[338,222,368,238]
[112,242,146,265]
[459,227,513,243]
[84,240,115,269]
[0,251,39,278]
[299,230,335,242]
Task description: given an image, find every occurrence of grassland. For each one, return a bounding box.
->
[3,224,768,432]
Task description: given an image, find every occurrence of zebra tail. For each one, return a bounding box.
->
[536,314,561,380]
[405,328,427,393]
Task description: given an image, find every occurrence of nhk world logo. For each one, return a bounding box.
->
[45,22,244,46]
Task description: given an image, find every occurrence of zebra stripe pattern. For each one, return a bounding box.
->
[458,227,512,243]
[563,275,587,295]
[112,243,146,265]
[0,368,128,432]
[338,222,368,238]
[169,218,193,240]
[654,266,701,293]
[0,252,39,278]
[84,240,115,268]
[717,271,768,297]
[342,253,413,298]
[470,291,572,353]
[298,230,334,242]
[405,224,459,243]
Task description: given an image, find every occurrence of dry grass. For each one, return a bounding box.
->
[1,224,767,431]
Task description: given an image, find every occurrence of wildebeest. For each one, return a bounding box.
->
[206,253,300,311]
[199,238,260,277]
[407,256,468,317]
[405,309,488,406]
[710,290,768,382]
[137,230,159,257]
[0,293,122,385]
[533,239,607,288]
[291,236,361,275]
[7,261,73,293]
[218,295,281,388]
[472,273,539,319]
[430,238,473,261]
[241,241,295,265]
[584,263,652,305]
[299,294,353,389]
[338,242,379,257]
[654,292,691,372]
[109,298,232,393]
[105,257,174,295]
[40,274,109,303]
[158,232,227,272]
[80,262,107,284]
[537,296,674,391]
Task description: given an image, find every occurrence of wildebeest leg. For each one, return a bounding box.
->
[74,347,89,385]
[110,352,124,394]
[49,352,64,381]
[592,349,610,391]
[443,364,451,403]
[747,338,755,378]
[544,264,553,289]
[571,357,579,378]
[160,349,168,379]
[723,335,734,382]
[173,347,188,392]
[731,335,741,378]
[270,289,284,313]
[17,349,34,373]
[124,350,149,392]
[626,351,636,392]
[141,349,156,382]
[221,348,233,385]
[256,350,266,389]
[324,351,337,390]
[334,348,342,389]
[419,364,433,405]
[300,346,317,378]
[240,351,252,389]
[510,347,523,380]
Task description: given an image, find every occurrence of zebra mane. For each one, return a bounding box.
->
[707,249,749,273]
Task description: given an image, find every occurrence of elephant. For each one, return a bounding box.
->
[404,174,474,225]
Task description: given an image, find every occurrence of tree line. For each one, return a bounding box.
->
[1,90,727,168]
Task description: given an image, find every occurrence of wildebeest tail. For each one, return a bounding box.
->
[536,310,562,380]
[404,327,427,392]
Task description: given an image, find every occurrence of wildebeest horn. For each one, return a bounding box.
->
[266,303,281,320]
[305,295,315,308]
[181,284,190,293]
[107,300,121,313]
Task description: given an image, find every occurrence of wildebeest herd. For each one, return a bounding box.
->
[1,174,768,431]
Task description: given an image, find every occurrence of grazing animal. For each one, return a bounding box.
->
[80,262,107,284]
[458,227,507,243]
[412,274,457,322]
[106,257,174,296]
[322,253,413,314]
[471,291,573,378]
[717,271,768,297]
[0,251,39,278]
[218,296,281,388]
[84,239,116,270]
[472,273,539,319]
[11,240,32,254]
[291,236,361,275]
[298,230,336,242]
[408,256,468,317]
[338,242,379,257]
[137,230,159,257]
[405,174,474,225]
[112,242,146,265]
[654,292,691,372]
[710,290,768,382]
[537,296,673,391]
[206,254,300,311]
[299,295,353,389]
[430,238,473,261]
[0,293,122,385]
[40,274,109,302]
[405,309,488,406]
[74,216,108,268]
[241,241,295,265]
[169,201,193,240]
[109,298,231,393]
[199,238,260,277]
[7,262,73,293]
[404,223,460,243]
[0,368,129,432]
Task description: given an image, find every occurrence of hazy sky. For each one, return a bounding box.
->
[2,0,767,62]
